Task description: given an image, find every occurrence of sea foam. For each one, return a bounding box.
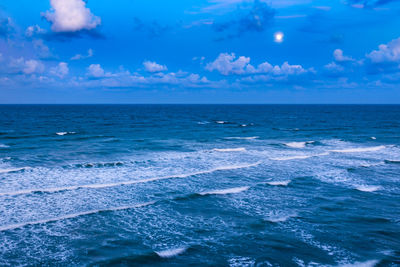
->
[0,162,260,197]
[355,185,381,192]
[266,180,291,186]
[213,148,246,152]
[331,146,385,153]
[284,141,315,148]
[0,167,29,174]
[0,202,154,232]
[155,247,187,258]
[199,186,250,196]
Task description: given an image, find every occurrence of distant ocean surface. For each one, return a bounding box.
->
[0,105,399,266]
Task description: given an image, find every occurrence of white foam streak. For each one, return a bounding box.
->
[199,186,250,196]
[355,185,381,192]
[338,260,379,267]
[155,247,187,258]
[0,202,154,232]
[285,141,314,148]
[266,180,291,186]
[224,136,259,140]
[0,162,260,197]
[331,146,385,153]
[265,213,297,223]
[56,132,75,136]
[271,152,329,161]
[213,148,246,152]
[0,144,9,148]
[0,167,29,174]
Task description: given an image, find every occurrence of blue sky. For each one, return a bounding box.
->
[0,0,399,103]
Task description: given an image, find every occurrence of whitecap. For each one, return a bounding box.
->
[0,202,154,232]
[199,186,250,196]
[0,167,29,174]
[271,152,329,161]
[355,185,381,192]
[0,144,9,148]
[213,148,246,152]
[0,162,261,197]
[224,136,259,140]
[265,213,297,223]
[284,141,315,148]
[266,180,291,186]
[155,247,187,258]
[330,146,385,153]
[197,121,210,125]
[338,260,379,267]
[56,132,75,136]
[370,137,377,140]
[215,121,226,124]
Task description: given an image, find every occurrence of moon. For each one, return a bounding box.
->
[274,32,284,43]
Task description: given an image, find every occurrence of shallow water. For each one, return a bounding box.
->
[0,105,399,266]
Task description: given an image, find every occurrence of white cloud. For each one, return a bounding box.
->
[333,49,354,62]
[25,25,46,37]
[143,61,168,72]
[205,53,251,75]
[324,61,344,72]
[43,0,101,32]
[9,58,45,74]
[367,37,400,63]
[206,53,310,76]
[87,64,107,78]
[50,62,69,78]
[33,39,54,59]
[71,49,94,60]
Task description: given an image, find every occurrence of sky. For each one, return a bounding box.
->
[0,0,399,104]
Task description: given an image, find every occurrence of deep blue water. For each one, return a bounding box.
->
[0,105,399,266]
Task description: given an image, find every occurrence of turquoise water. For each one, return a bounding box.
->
[0,105,399,266]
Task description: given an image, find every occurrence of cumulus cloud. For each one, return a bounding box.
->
[333,49,354,62]
[206,53,311,76]
[9,58,45,75]
[143,61,168,72]
[25,25,47,37]
[87,64,108,78]
[71,49,94,60]
[50,62,69,78]
[43,0,101,32]
[367,37,400,63]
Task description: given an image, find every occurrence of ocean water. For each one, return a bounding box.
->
[0,105,399,266]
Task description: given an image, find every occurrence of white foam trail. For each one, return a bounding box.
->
[271,152,329,161]
[56,132,75,136]
[0,202,154,232]
[216,121,226,124]
[0,162,261,197]
[0,144,9,148]
[224,136,259,140]
[331,146,385,153]
[197,121,209,125]
[266,180,291,186]
[265,213,297,223]
[155,247,187,258]
[0,167,29,174]
[199,186,250,196]
[213,148,246,152]
[338,260,379,267]
[355,185,381,192]
[370,137,377,140]
[284,141,314,148]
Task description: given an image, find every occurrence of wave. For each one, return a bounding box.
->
[265,213,297,223]
[213,148,246,152]
[0,144,10,148]
[265,180,291,186]
[72,162,124,168]
[271,152,329,161]
[0,167,29,174]
[215,121,227,124]
[284,141,315,148]
[224,136,259,140]
[384,159,400,164]
[338,260,379,267]
[330,146,385,153]
[198,186,250,196]
[155,247,187,258]
[0,162,260,197]
[197,121,210,125]
[0,202,154,232]
[370,137,377,140]
[355,185,381,192]
[56,132,76,136]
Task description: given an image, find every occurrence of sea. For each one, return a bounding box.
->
[0,105,399,266]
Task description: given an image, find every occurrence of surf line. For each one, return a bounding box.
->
[0,162,261,197]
